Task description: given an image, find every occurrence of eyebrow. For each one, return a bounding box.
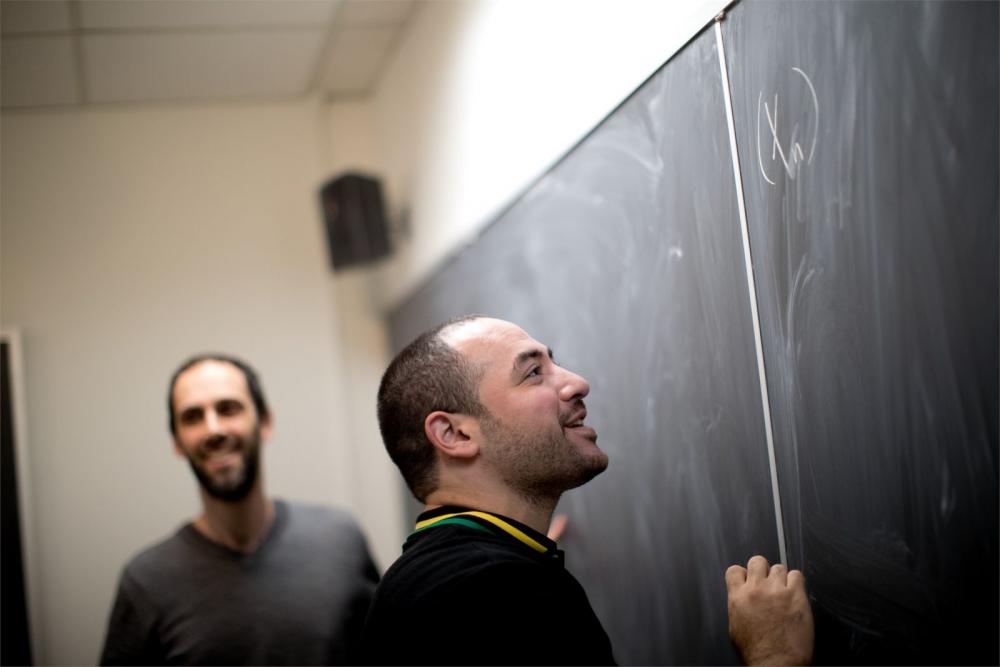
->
[512,347,555,374]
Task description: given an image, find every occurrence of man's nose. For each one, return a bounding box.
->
[204,410,222,435]
[557,367,590,401]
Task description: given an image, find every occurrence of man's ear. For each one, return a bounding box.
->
[259,414,274,442]
[424,411,479,460]
[172,439,185,458]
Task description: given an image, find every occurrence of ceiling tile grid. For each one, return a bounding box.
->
[1,0,417,109]
[77,0,339,30]
[1,35,78,107]
[1,0,73,34]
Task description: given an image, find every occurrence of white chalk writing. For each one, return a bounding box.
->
[757,67,819,185]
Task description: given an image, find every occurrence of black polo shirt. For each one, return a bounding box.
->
[361,506,615,665]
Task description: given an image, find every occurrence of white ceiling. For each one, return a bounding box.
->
[0,0,417,109]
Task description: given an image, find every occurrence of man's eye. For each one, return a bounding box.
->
[217,401,243,416]
[526,366,541,378]
[179,411,201,425]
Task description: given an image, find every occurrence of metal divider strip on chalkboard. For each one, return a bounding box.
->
[714,16,788,566]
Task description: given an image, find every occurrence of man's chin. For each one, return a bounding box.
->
[584,452,610,480]
[190,462,255,502]
[569,434,609,470]
[561,452,609,491]
[201,479,253,502]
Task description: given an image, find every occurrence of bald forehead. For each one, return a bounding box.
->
[439,317,554,376]
[439,318,526,354]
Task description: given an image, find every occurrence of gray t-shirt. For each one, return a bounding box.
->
[100,500,379,665]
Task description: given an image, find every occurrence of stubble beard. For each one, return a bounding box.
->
[186,426,261,503]
[480,411,608,505]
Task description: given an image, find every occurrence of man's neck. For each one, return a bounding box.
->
[194,483,274,554]
[424,488,558,536]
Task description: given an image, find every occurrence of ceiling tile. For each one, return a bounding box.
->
[82,31,326,103]
[320,25,397,95]
[1,1,72,34]
[337,0,413,26]
[79,0,340,30]
[1,36,78,108]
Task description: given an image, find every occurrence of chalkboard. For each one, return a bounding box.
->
[723,1,999,663]
[386,1,998,664]
[1,340,33,666]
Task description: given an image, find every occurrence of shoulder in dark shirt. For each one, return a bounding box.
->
[362,510,614,666]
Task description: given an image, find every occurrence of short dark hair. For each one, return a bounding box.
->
[377,316,486,501]
[167,353,270,438]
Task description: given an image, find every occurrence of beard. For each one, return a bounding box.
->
[185,426,261,503]
[479,410,608,504]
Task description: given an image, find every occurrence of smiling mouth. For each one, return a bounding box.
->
[563,411,598,442]
[206,450,238,461]
[201,445,242,472]
[563,406,588,429]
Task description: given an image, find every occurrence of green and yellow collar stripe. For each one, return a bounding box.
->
[413,511,550,554]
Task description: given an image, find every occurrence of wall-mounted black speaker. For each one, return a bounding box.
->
[319,172,392,270]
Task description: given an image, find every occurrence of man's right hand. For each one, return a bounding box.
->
[725,555,814,665]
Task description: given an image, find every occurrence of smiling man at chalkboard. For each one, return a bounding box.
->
[363,316,814,665]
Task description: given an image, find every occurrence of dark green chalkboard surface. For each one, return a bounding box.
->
[723,2,998,663]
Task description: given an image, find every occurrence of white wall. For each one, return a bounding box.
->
[365,0,729,309]
[0,100,402,665]
[321,99,408,562]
